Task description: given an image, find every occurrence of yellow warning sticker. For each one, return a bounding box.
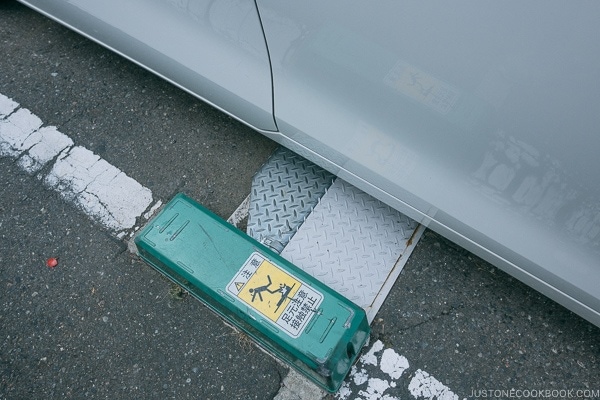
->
[227,252,323,338]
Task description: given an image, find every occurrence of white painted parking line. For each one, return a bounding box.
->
[45,146,153,233]
[0,93,19,117]
[0,93,157,238]
[408,369,459,400]
[18,126,73,174]
[336,340,459,400]
[0,108,43,157]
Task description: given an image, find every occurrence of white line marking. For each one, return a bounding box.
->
[0,93,19,116]
[380,348,410,380]
[0,108,43,157]
[143,200,163,220]
[352,367,370,386]
[358,377,396,400]
[359,339,385,366]
[337,340,460,400]
[408,369,459,400]
[45,146,153,232]
[0,93,156,236]
[18,126,74,173]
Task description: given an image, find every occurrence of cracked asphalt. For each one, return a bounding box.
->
[2,2,599,399]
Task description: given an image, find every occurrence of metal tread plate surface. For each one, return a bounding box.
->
[247,147,334,252]
[281,179,424,322]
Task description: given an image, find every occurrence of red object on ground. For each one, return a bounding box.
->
[46,258,58,268]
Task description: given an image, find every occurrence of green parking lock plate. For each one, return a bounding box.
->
[134,193,369,392]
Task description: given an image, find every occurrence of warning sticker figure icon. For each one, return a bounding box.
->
[248,275,279,302]
[227,252,323,338]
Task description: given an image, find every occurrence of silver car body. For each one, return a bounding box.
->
[16,0,600,327]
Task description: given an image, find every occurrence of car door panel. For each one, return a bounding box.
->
[254,0,600,325]
[18,0,277,131]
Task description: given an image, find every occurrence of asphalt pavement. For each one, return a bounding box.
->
[1,2,599,400]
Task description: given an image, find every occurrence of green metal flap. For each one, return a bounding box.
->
[134,193,369,392]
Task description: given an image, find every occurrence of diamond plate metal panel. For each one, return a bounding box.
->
[281,179,424,322]
[247,147,334,252]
